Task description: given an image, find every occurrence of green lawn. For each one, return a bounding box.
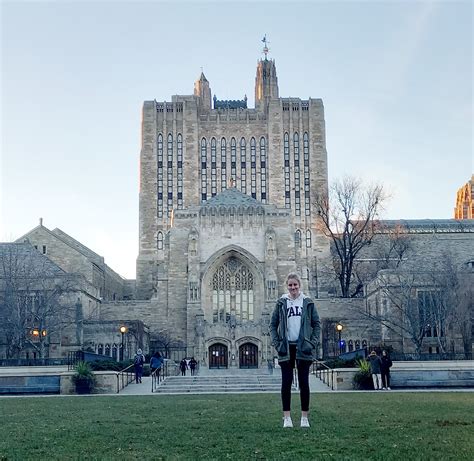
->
[0,392,472,460]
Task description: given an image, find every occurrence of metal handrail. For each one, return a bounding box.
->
[312,359,334,390]
[116,364,135,393]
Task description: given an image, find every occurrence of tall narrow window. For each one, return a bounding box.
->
[284,132,290,208]
[306,229,312,248]
[260,137,267,203]
[303,132,310,216]
[294,132,300,216]
[200,138,207,202]
[167,133,173,217]
[230,138,236,184]
[177,133,183,209]
[250,138,256,199]
[221,138,227,191]
[295,230,301,248]
[157,134,163,217]
[211,137,217,196]
[157,231,164,250]
[240,137,246,194]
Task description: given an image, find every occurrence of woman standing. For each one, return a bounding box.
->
[270,273,320,428]
[380,350,393,390]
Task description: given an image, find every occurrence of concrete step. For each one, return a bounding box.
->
[154,374,283,394]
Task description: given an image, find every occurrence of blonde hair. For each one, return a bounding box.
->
[285,272,301,286]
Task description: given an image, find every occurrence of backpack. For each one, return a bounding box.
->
[134,354,143,365]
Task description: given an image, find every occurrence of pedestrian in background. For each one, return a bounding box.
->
[380,350,393,390]
[133,348,145,384]
[368,350,382,390]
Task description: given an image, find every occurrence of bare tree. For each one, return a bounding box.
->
[0,243,78,359]
[314,176,388,297]
[153,329,184,358]
[427,256,473,357]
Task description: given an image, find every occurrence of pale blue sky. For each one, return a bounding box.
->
[1,0,472,278]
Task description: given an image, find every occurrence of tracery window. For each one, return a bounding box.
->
[306,229,312,248]
[284,132,290,208]
[294,132,301,216]
[200,138,207,202]
[348,340,354,352]
[250,137,256,199]
[157,231,163,250]
[167,133,173,217]
[221,138,227,191]
[303,132,310,215]
[240,137,246,194]
[211,138,217,197]
[157,134,163,218]
[177,133,183,208]
[230,138,236,184]
[260,137,267,203]
[212,257,254,323]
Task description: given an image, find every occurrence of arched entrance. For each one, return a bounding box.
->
[209,343,228,369]
[239,343,258,369]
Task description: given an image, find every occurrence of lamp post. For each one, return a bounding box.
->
[336,323,344,356]
[119,326,127,361]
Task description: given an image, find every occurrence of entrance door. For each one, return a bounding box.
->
[209,343,228,369]
[239,343,258,369]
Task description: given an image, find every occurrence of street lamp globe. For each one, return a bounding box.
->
[336,323,343,332]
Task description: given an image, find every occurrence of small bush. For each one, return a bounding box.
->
[352,358,373,390]
[89,360,132,371]
[72,361,97,394]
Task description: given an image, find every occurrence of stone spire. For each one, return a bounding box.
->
[194,71,212,110]
[255,38,279,112]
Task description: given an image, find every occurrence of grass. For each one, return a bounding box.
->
[0,392,473,460]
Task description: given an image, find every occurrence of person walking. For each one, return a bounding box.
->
[189,357,197,376]
[150,351,164,384]
[133,348,145,384]
[368,350,382,390]
[270,272,320,428]
[380,350,393,390]
[179,358,188,376]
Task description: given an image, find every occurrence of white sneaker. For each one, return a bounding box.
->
[300,417,310,428]
[283,416,293,428]
[382,387,386,390]
[387,387,391,390]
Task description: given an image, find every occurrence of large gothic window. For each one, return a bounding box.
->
[157,134,163,218]
[212,257,254,324]
[284,132,290,208]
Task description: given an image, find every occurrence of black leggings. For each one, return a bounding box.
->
[381,370,390,388]
[280,344,311,412]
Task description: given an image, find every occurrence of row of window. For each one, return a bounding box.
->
[156,132,311,218]
[200,137,267,203]
[295,229,312,248]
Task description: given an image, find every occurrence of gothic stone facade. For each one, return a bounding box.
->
[135,58,332,367]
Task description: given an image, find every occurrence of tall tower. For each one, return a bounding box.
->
[255,37,279,112]
[194,72,212,110]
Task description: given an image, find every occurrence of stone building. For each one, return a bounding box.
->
[134,52,333,367]
[8,222,147,360]
[455,175,474,219]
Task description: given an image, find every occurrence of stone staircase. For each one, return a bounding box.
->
[154,373,282,394]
